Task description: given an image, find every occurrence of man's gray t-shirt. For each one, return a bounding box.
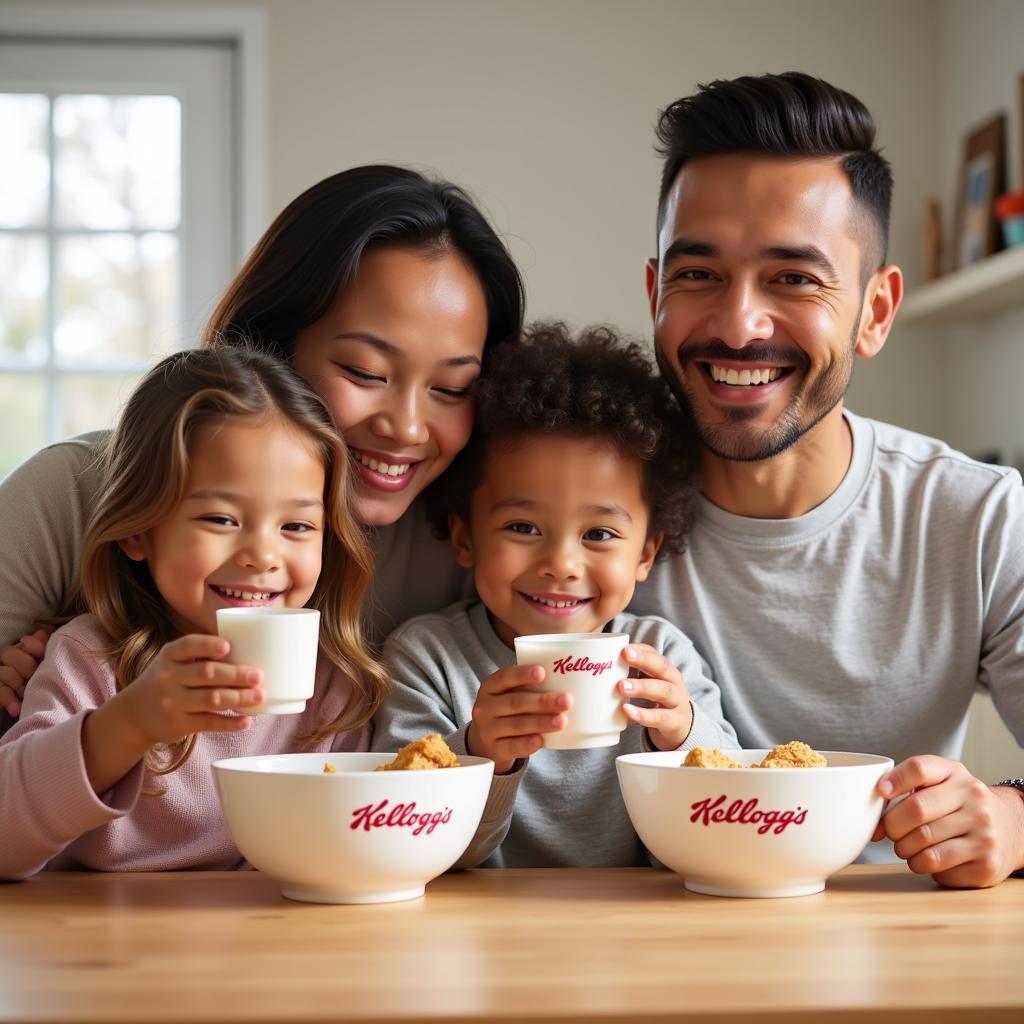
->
[632,411,1024,859]
[373,600,737,868]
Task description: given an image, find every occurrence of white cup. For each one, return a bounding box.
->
[216,608,320,715]
[513,632,629,749]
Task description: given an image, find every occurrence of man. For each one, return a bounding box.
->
[632,72,1024,886]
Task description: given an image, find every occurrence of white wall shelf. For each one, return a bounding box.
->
[899,244,1024,327]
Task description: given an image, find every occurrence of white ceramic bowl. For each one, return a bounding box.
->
[213,752,494,904]
[616,749,893,898]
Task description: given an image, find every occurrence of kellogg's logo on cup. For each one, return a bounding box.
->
[552,656,613,676]
[689,794,809,836]
[350,799,453,836]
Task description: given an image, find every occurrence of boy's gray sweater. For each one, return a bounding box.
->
[372,601,736,867]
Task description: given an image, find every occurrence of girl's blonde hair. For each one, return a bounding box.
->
[78,346,389,776]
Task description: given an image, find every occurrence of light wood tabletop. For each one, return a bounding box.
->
[0,865,1021,1024]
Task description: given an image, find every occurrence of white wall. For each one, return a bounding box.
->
[264,0,946,437]
[934,0,1024,465]
[98,0,944,431]
[931,0,1024,780]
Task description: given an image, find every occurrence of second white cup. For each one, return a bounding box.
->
[215,607,320,715]
[513,632,630,749]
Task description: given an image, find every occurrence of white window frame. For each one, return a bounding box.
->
[0,3,267,254]
[0,4,267,457]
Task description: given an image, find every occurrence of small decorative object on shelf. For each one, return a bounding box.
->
[924,197,943,280]
[954,112,1007,269]
[995,191,1024,248]
[1019,72,1024,187]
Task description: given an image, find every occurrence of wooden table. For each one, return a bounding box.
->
[0,866,1021,1023]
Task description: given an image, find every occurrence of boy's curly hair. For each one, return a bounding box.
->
[426,321,698,556]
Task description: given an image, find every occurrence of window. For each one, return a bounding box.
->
[0,32,249,478]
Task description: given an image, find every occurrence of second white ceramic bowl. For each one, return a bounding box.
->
[617,749,892,898]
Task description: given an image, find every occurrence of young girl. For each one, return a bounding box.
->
[0,347,388,879]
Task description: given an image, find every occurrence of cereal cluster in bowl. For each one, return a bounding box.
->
[684,740,827,769]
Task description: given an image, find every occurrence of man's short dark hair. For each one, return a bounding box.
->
[655,72,893,273]
[425,321,698,556]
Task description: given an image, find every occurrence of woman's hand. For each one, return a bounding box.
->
[82,634,265,795]
[618,643,694,751]
[465,664,570,775]
[1,626,54,717]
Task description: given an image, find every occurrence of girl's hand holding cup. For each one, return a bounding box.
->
[120,634,264,748]
[465,665,571,775]
[82,634,264,797]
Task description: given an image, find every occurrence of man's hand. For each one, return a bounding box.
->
[618,643,694,751]
[873,755,1024,887]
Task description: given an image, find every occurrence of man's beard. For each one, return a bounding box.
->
[656,332,856,463]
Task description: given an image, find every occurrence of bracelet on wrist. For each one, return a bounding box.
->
[995,779,1024,878]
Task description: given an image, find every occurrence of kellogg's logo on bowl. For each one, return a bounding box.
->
[351,799,454,836]
[689,794,808,835]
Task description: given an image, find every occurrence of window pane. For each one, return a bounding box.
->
[56,372,142,440]
[0,234,48,365]
[0,94,50,229]
[54,95,180,229]
[56,232,179,364]
[0,376,46,481]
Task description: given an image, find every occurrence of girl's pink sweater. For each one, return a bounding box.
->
[0,615,368,879]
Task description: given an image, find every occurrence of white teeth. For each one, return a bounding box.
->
[222,587,272,600]
[356,453,411,476]
[533,596,584,608]
[710,365,782,386]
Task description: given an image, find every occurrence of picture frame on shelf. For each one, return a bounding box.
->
[954,113,1007,269]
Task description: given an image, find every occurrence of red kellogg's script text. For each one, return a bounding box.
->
[690,795,808,835]
[552,656,613,676]
[351,800,453,836]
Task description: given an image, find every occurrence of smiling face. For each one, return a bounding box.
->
[292,246,489,526]
[648,153,879,463]
[450,434,661,647]
[119,415,326,637]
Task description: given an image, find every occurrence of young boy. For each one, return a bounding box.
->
[372,322,737,866]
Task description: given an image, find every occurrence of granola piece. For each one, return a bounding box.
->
[375,734,461,771]
[759,740,827,769]
[683,746,745,769]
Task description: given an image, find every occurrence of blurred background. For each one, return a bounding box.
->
[1,0,1022,775]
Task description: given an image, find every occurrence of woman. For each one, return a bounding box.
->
[0,164,524,721]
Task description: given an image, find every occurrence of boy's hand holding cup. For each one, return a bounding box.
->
[465,663,572,774]
[466,634,696,771]
[617,642,695,751]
